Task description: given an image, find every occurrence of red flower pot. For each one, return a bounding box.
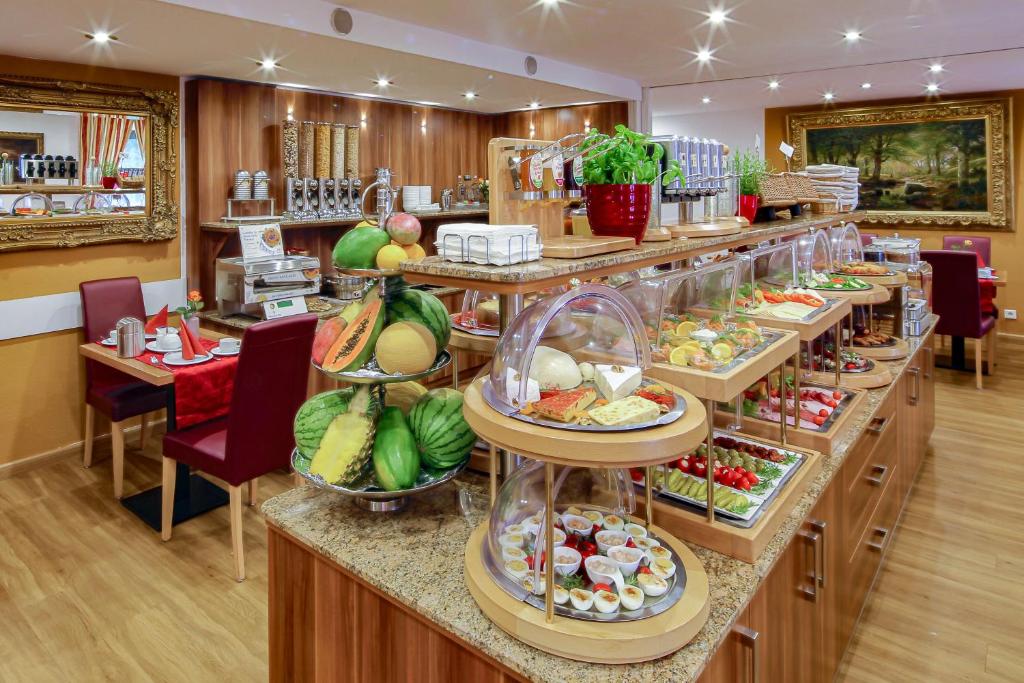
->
[584,184,651,245]
[737,194,759,224]
[101,176,119,190]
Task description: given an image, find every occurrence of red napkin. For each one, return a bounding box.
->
[178,323,197,360]
[145,305,169,334]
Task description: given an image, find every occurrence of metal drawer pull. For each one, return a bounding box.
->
[808,518,827,587]
[734,624,760,683]
[866,464,889,486]
[908,367,921,405]
[867,526,890,552]
[866,416,888,435]
[798,529,821,602]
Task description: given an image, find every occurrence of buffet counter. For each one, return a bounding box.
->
[262,315,936,682]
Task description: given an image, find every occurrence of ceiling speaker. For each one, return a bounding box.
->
[331,8,354,35]
[524,56,538,76]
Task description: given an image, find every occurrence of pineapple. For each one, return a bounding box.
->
[308,386,377,485]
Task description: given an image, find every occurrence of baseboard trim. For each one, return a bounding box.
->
[0,419,166,480]
[997,331,1024,342]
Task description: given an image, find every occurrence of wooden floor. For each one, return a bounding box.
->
[839,336,1024,683]
[0,338,1022,682]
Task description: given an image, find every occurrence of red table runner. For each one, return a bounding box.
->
[97,339,239,429]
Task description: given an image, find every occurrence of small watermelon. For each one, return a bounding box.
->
[385,289,451,350]
[293,388,356,458]
[409,388,476,469]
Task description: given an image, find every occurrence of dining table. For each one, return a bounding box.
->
[78,326,238,532]
[946,271,1007,371]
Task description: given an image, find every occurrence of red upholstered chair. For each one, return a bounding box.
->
[80,277,169,498]
[921,250,996,389]
[161,314,317,581]
[859,232,878,246]
[944,234,997,317]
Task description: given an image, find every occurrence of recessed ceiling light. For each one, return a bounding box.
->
[375,78,392,87]
[696,49,712,63]
[823,91,835,101]
[85,31,117,43]
[768,79,780,90]
[529,101,540,109]
[259,58,277,70]
[861,82,872,89]
[926,83,940,93]
[464,91,477,100]
[542,0,559,4]
[708,9,728,25]
[843,30,862,42]
[701,96,711,104]
[929,63,944,73]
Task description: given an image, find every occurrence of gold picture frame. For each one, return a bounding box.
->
[0,73,179,251]
[788,98,1012,230]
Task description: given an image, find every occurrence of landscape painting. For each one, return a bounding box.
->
[788,99,1012,230]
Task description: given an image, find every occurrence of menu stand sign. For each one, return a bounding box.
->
[237,223,308,318]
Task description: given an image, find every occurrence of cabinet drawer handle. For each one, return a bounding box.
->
[808,518,827,588]
[865,464,889,487]
[866,416,888,435]
[867,526,890,553]
[908,367,921,405]
[798,529,821,602]
[734,624,760,683]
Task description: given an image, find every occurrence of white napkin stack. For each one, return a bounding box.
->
[435,224,541,265]
[804,164,860,210]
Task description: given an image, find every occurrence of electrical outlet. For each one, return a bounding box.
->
[1006,309,1018,320]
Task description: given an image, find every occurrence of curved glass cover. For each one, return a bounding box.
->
[485,284,651,412]
[736,243,798,300]
[790,230,833,276]
[456,289,499,331]
[828,223,864,266]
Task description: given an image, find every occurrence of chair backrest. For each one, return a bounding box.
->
[79,277,148,388]
[943,235,991,266]
[223,314,318,482]
[920,250,983,338]
[859,232,878,246]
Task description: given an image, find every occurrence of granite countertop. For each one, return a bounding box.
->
[262,314,934,683]
[401,211,865,287]
[200,207,489,232]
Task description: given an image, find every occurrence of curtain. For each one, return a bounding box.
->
[80,113,134,181]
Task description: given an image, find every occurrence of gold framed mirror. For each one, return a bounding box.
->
[0,74,178,251]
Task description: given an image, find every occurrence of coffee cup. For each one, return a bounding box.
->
[108,329,117,342]
[218,338,241,354]
[156,331,181,351]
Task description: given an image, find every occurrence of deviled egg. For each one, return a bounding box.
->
[564,505,583,516]
[498,532,525,549]
[569,588,594,611]
[632,537,660,552]
[522,573,546,595]
[504,559,529,580]
[550,528,567,546]
[651,557,676,580]
[619,585,645,611]
[552,585,570,605]
[637,572,669,597]
[593,589,621,614]
[504,523,525,535]
[501,546,527,562]
[602,514,625,531]
[646,545,673,563]
[582,510,605,528]
[624,523,648,539]
[594,529,628,554]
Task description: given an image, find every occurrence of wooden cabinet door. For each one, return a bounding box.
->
[809,479,844,681]
[696,603,763,683]
[920,336,935,446]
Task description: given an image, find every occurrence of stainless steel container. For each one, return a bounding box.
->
[323,274,365,300]
[116,316,145,357]
[905,298,929,336]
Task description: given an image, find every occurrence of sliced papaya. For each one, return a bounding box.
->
[322,298,384,372]
[312,316,348,365]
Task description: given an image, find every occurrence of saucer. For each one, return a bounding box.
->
[99,337,117,347]
[162,352,213,366]
[211,347,240,357]
[146,341,182,353]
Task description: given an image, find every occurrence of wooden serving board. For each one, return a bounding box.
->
[837,271,908,287]
[854,336,910,361]
[542,235,636,258]
[742,297,852,342]
[642,228,672,243]
[664,218,744,239]
[820,283,890,306]
[718,387,868,454]
[635,441,824,563]
[807,362,893,389]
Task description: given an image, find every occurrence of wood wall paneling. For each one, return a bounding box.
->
[496,102,629,141]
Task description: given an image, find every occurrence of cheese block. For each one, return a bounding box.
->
[533,387,597,422]
[588,396,660,427]
[593,364,643,402]
[505,368,540,405]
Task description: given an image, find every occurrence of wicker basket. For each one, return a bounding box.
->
[120,176,145,190]
[758,173,796,207]
[783,172,818,203]
[808,197,838,215]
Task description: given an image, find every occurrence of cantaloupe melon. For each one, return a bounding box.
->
[374,322,437,375]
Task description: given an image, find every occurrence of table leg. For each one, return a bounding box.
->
[950,336,966,370]
[120,385,229,532]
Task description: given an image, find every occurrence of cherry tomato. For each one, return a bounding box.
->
[813,415,826,426]
[592,582,612,593]
[819,408,828,417]
[625,538,637,549]
[833,390,843,399]
[638,566,653,575]
[745,472,759,485]
[738,479,752,491]
[630,469,644,482]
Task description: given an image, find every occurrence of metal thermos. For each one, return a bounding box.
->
[116,317,145,357]
[441,188,453,210]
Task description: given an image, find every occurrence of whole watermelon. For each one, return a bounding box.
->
[372,407,420,491]
[332,226,390,270]
[386,288,451,350]
[293,388,355,458]
[409,388,476,469]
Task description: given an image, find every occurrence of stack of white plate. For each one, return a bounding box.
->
[401,185,433,211]
[253,170,269,199]
[804,164,860,210]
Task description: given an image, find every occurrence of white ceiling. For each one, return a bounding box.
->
[652,47,1024,116]
[336,0,1024,87]
[0,0,619,114]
